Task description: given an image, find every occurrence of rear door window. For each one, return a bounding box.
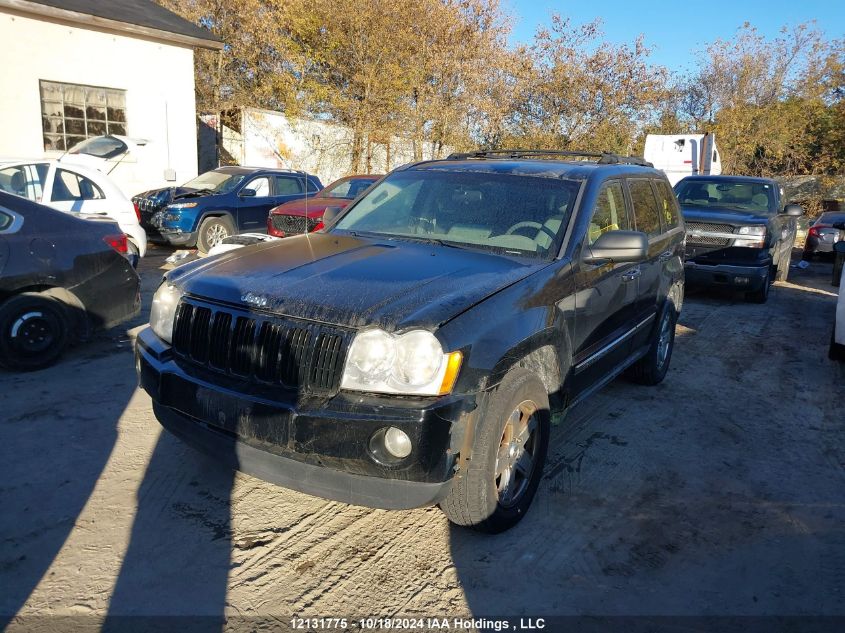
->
[653,180,680,230]
[52,169,105,202]
[274,176,303,196]
[628,179,663,238]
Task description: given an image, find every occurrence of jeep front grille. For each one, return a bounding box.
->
[685,222,734,247]
[172,299,348,394]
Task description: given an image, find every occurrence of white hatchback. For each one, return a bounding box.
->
[0,160,147,264]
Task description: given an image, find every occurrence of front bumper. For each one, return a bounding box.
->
[152,228,197,246]
[135,327,474,509]
[684,260,769,290]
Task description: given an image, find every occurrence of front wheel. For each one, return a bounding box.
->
[440,368,550,533]
[0,293,69,371]
[746,269,771,304]
[196,216,235,253]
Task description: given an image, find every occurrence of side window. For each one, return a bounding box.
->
[245,176,271,197]
[0,210,12,231]
[274,176,303,196]
[654,180,680,230]
[628,179,662,238]
[0,164,48,201]
[587,181,631,245]
[52,169,105,202]
[306,179,320,193]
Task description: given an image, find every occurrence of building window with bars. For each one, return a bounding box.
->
[40,80,127,151]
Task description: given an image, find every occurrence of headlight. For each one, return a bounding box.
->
[735,225,766,247]
[341,328,462,396]
[149,282,183,343]
[168,202,198,210]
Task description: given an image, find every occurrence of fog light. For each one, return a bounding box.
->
[733,276,750,285]
[384,427,412,458]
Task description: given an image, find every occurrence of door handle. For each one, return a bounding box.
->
[658,250,673,262]
[621,267,641,282]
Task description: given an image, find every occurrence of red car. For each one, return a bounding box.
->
[267,174,382,237]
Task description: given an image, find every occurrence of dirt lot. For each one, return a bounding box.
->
[1,246,844,630]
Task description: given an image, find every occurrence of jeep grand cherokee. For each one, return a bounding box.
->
[135,150,685,532]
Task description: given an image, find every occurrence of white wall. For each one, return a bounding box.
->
[202,108,450,185]
[0,10,199,196]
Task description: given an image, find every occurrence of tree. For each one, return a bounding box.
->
[501,16,669,153]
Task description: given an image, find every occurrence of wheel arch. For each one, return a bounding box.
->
[0,285,90,339]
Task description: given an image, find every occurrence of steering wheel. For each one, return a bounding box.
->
[505,221,544,237]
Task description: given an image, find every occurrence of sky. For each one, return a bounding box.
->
[505,0,845,74]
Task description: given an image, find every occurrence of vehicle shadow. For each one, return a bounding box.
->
[103,431,234,629]
[0,319,135,626]
[446,259,844,621]
[104,271,290,630]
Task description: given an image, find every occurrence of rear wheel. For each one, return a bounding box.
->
[0,293,69,371]
[627,301,677,385]
[197,216,235,253]
[440,368,550,533]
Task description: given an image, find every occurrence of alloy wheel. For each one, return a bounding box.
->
[495,400,540,508]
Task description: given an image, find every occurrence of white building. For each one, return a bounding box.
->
[0,0,222,196]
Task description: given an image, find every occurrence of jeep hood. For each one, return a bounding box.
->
[167,233,546,330]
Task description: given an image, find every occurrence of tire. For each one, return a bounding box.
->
[196,216,235,253]
[830,327,845,362]
[627,301,677,386]
[0,293,69,371]
[746,269,771,304]
[440,368,550,533]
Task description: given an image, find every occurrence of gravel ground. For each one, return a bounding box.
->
[1,247,843,631]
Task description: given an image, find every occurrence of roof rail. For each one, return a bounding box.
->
[239,165,308,175]
[445,149,653,167]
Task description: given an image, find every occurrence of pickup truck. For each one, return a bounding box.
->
[675,175,803,303]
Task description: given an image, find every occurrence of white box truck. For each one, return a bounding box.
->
[644,133,722,186]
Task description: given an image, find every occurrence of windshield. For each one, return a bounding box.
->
[68,135,128,159]
[332,170,580,258]
[181,170,246,194]
[323,177,378,199]
[675,179,775,213]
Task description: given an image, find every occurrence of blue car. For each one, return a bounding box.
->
[136,167,323,251]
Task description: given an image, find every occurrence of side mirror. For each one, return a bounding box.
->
[783,204,804,217]
[583,230,648,264]
[239,188,256,198]
[322,206,343,225]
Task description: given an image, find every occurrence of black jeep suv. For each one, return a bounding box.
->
[136,150,685,532]
[675,175,803,303]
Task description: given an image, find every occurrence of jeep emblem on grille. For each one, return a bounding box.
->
[241,292,269,308]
